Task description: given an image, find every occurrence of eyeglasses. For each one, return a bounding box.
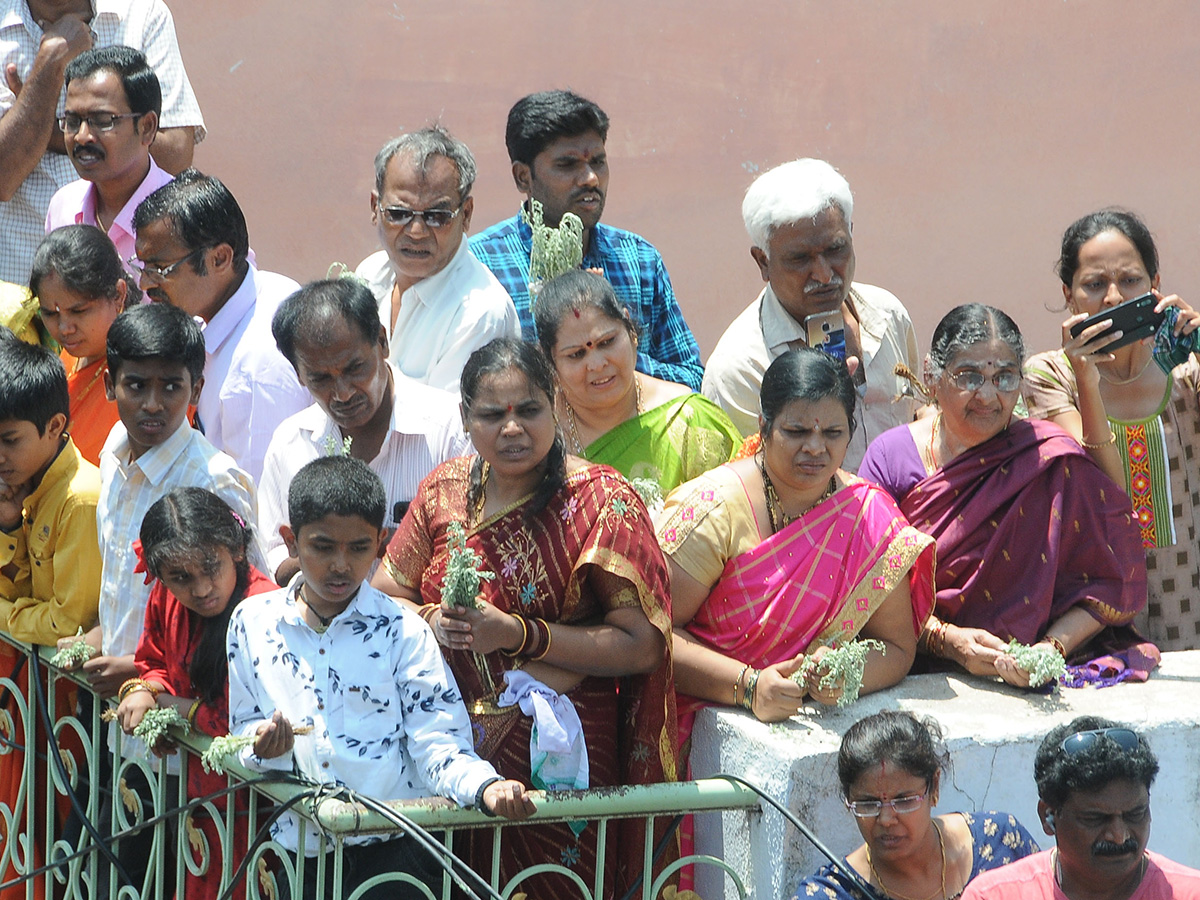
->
[844,791,927,818]
[58,112,142,134]
[1060,727,1141,756]
[379,202,466,230]
[127,248,206,282]
[945,370,1022,393]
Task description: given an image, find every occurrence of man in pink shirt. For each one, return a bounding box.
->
[962,717,1200,900]
[44,44,170,272]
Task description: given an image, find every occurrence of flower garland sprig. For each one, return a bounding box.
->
[442,521,494,610]
[132,706,189,750]
[791,639,887,708]
[1005,639,1066,688]
[524,199,584,293]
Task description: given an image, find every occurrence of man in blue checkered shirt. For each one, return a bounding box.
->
[470,90,704,390]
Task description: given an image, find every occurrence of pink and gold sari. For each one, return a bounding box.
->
[385,457,676,900]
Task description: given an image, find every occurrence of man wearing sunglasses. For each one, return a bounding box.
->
[962,717,1200,900]
[0,0,203,285]
[355,125,518,394]
[130,169,310,483]
[44,45,171,275]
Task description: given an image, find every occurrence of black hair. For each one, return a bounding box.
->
[64,44,161,118]
[30,224,141,306]
[460,338,565,518]
[1058,209,1159,287]
[1035,716,1159,810]
[505,90,610,166]
[133,169,250,273]
[533,269,639,361]
[759,346,858,439]
[927,303,1025,377]
[139,488,252,702]
[288,456,387,533]
[838,711,950,797]
[272,278,382,369]
[105,302,205,382]
[0,339,70,434]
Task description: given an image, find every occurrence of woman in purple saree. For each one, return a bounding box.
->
[859,304,1148,686]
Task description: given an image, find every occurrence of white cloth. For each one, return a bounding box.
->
[196,266,310,483]
[0,0,205,284]
[355,241,519,394]
[499,669,589,791]
[44,157,173,277]
[702,281,921,472]
[258,365,470,576]
[227,578,500,853]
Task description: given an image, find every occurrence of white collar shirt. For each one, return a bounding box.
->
[257,365,470,576]
[227,578,500,853]
[355,241,520,394]
[195,266,311,484]
[0,0,205,283]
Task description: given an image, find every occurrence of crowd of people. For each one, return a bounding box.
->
[2,1,1200,898]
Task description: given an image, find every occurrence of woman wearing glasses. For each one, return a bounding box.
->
[796,711,1039,900]
[858,304,1147,686]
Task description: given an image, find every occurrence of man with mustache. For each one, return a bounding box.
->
[0,0,203,285]
[44,45,169,273]
[961,717,1200,900]
[470,89,704,391]
[702,158,920,472]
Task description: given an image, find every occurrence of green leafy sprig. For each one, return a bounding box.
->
[201,734,256,775]
[49,630,96,667]
[442,522,494,610]
[790,639,887,708]
[629,477,664,511]
[524,199,584,289]
[1005,639,1066,688]
[322,434,353,457]
[132,707,189,750]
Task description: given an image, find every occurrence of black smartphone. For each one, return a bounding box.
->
[1068,292,1164,352]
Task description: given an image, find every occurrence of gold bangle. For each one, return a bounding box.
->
[742,669,760,712]
[734,664,751,707]
[529,619,552,661]
[118,678,158,702]
[418,603,439,624]
[500,614,529,658]
[1046,636,1067,659]
[186,699,203,726]
[1081,432,1116,450]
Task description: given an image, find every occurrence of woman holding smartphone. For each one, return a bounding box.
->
[1023,209,1200,651]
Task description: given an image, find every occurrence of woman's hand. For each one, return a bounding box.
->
[1154,290,1200,337]
[800,646,847,707]
[116,689,156,735]
[437,597,524,655]
[940,624,1008,677]
[992,644,1056,689]
[750,655,808,722]
[1061,312,1120,387]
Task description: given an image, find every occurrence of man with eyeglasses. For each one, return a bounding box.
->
[702,158,921,472]
[470,89,704,391]
[0,0,203,285]
[44,45,171,273]
[354,125,518,393]
[130,169,309,483]
[962,717,1200,900]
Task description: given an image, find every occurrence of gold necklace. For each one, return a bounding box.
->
[469,460,491,525]
[757,451,836,534]
[564,373,643,456]
[1098,351,1154,386]
[71,359,107,408]
[866,819,947,900]
[925,413,942,471]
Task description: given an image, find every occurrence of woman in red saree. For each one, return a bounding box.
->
[661,347,935,739]
[859,304,1148,685]
[372,338,676,900]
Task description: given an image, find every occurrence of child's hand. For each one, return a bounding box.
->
[82,654,137,699]
[116,689,157,735]
[53,634,96,671]
[438,599,524,654]
[254,710,294,759]
[482,779,536,820]
[0,480,30,532]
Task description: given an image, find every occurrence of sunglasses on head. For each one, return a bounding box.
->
[1060,727,1140,756]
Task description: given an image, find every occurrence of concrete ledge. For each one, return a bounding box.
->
[689,650,1200,900]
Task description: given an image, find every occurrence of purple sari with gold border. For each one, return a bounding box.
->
[898,418,1147,644]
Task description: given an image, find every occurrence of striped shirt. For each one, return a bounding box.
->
[258,366,470,576]
[470,212,704,390]
[0,0,205,284]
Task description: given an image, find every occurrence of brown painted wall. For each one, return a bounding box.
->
[172,1,1200,360]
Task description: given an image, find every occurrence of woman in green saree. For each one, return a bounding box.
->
[534,270,741,508]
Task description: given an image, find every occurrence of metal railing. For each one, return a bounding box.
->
[0,635,760,900]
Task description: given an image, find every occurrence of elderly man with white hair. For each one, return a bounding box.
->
[702,158,921,471]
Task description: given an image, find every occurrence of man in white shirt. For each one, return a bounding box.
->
[703,158,921,471]
[130,168,310,482]
[262,277,469,585]
[0,0,203,284]
[44,44,172,271]
[355,125,518,393]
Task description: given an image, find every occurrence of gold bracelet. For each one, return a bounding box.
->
[186,699,203,726]
[1081,432,1116,450]
[742,669,760,712]
[733,664,751,706]
[500,614,529,658]
[1046,636,1067,659]
[529,618,552,661]
[118,678,158,702]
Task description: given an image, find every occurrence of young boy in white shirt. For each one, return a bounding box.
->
[227,455,533,899]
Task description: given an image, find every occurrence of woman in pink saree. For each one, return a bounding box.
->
[659,348,935,740]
